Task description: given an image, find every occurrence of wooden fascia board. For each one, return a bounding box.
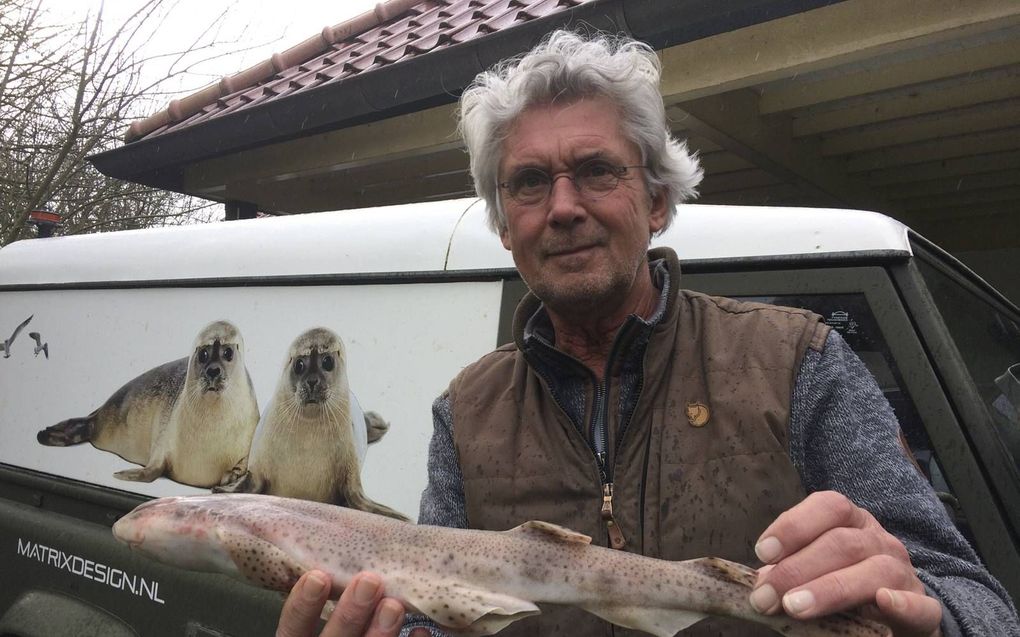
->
[656,0,1020,104]
[219,146,472,213]
[181,103,462,196]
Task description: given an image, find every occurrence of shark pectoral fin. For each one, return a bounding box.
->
[510,521,592,544]
[579,603,708,637]
[402,581,539,636]
[216,527,306,592]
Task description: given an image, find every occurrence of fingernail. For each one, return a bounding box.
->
[749,584,778,613]
[784,589,815,615]
[377,601,402,629]
[303,572,327,601]
[355,575,380,604]
[755,536,782,563]
[881,588,906,611]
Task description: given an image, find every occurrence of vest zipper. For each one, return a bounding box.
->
[591,319,637,551]
[593,383,627,549]
[591,382,608,480]
[601,482,626,549]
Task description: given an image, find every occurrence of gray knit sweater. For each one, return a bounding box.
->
[402,277,1019,636]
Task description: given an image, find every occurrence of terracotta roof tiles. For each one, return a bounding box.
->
[125,0,591,142]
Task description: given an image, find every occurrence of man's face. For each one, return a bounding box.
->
[497,97,667,315]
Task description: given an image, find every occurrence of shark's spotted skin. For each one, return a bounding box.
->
[113,494,891,637]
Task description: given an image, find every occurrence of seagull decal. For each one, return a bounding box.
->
[1,315,33,359]
[29,332,48,359]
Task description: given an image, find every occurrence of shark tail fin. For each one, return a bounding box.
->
[37,414,95,446]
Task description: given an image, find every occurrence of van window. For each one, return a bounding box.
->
[915,259,1020,472]
[736,292,977,542]
[738,295,941,473]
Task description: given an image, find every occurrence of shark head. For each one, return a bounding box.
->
[113,496,244,577]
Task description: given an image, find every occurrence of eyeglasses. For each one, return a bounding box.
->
[498,158,647,206]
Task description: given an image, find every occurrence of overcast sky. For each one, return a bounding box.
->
[43,0,383,102]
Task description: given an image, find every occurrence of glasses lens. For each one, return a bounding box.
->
[509,168,550,204]
[577,160,621,198]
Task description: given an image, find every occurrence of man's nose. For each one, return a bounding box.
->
[546,175,586,225]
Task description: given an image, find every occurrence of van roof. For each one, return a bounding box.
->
[0,199,911,286]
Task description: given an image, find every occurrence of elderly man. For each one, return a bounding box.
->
[276,31,1017,637]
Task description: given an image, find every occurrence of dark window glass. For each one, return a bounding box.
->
[737,294,967,537]
[916,259,1020,471]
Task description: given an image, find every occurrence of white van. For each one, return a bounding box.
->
[1,198,1018,636]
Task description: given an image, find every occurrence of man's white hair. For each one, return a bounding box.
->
[458,29,703,234]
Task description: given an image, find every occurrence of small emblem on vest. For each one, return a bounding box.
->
[685,402,710,427]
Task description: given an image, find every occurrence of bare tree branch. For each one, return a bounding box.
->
[0,0,249,247]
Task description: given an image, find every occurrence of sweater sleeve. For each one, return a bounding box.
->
[418,391,468,528]
[790,329,1020,637]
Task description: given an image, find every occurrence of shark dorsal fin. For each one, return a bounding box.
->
[511,520,592,544]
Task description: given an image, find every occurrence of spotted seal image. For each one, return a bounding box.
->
[216,327,408,521]
[37,320,260,487]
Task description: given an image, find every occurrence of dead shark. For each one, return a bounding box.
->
[112,494,890,637]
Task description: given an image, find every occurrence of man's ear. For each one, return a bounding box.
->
[648,188,669,234]
[499,227,512,250]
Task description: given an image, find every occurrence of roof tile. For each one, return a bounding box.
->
[125,0,594,142]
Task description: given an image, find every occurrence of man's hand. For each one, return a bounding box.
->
[749,491,942,637]
[277,570,428,637]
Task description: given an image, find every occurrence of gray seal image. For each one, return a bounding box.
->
[217,327,408,521]
[37,321,260,487]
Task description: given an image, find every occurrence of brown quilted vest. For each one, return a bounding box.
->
[448,247,829,636]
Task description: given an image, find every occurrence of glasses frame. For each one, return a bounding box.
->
[498,159,648,207]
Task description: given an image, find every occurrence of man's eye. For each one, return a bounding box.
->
[514,170,548,191]
[581,160,615,178]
